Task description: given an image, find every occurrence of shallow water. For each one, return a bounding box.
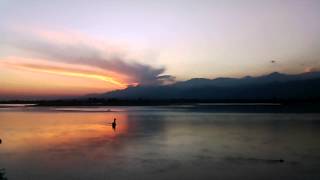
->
[0,106,320,180]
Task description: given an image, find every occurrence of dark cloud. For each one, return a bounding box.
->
[3,31,174,86]
[157,75,176,85]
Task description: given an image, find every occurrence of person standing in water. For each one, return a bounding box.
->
[112,118,117,130]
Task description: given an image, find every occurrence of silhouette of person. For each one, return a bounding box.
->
[0,168,7,180]
[112,118,117,130]
[0,140,6,180]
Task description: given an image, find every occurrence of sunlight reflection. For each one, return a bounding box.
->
[0,111,128,153]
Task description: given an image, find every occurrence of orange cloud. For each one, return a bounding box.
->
[0,28,173,99]
[3,61,130,89]
[2,28,173,85]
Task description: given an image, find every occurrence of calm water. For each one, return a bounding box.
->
[0,106,320,180]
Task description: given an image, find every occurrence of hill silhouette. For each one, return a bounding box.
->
[90,71,320,100]
[2,71,320,107]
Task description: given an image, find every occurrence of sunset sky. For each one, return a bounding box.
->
[1,0,320,99]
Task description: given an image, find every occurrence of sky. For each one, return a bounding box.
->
[1,0,320,99]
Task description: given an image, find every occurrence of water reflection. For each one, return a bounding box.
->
[0,111,128,153]
[0,108,320,180]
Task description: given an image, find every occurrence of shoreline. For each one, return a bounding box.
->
[1,101,319,113]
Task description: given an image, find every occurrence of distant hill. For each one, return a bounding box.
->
[89,71,320,100]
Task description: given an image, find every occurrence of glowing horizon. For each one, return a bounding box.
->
[5,62,130,88]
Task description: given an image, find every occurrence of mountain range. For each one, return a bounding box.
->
[88,71,320,100]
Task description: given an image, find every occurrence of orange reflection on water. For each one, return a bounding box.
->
[0,110,128,153]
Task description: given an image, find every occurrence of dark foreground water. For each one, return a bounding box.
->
[0,106,320,180]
